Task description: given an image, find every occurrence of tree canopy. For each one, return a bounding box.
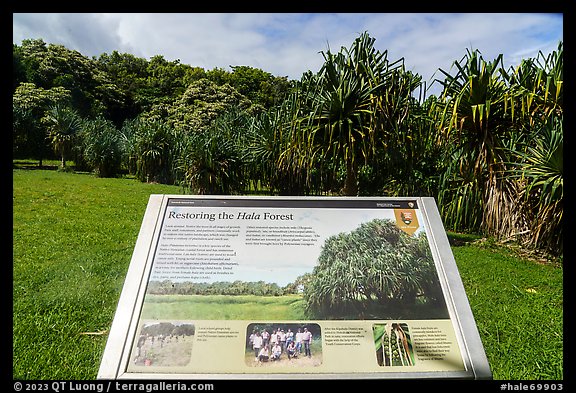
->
[12,35,563,257]
[304,219,447,319]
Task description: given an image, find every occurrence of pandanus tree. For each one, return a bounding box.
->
[304,219,445,319]
[44,104,82,169]
[502,41,562,121]
[79,117,123,177]
[123,116,182,184]
[374,71,441,197]
[246,93,310,194]
[433,49,518,236]
[433,42,563,255]
[503,43,563,255]
[276,73,330,194]
[511,116,563,255]
[295,32,406,196]
[178,107,249,194]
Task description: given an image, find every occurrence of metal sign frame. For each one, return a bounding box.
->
[97,195,491,380]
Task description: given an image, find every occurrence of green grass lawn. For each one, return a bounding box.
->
[452,241,563,380]
[12,169,185,379]
[12,169,563,380]
[141,294,307,320]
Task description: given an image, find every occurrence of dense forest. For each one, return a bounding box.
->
[12,33,563,257]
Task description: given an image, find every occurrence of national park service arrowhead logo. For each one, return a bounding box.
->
[400,211,413,225]
[394,209,419,235]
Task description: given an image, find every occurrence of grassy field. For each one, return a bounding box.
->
[141,294,307,320]
[12,168,563,380]
[452,240,563,380]
[12,168,185,379]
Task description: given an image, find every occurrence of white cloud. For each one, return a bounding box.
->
[13,12,563,97]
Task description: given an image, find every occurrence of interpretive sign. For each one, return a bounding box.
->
[98,195,491,379]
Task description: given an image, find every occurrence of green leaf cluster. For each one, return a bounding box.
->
[12,35,563,256]
[304,219,447,319]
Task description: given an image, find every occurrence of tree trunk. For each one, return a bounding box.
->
[341,157,358,196]
[60,147,66,169]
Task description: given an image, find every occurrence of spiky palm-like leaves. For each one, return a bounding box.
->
[501,43,562,255]
[502,41,563,122]
[434,49,518,235]
[79,117,123,177]
[509,116,563,255]
[178,107,249,195]
[376,89,441,197]
[122,117,182,184]
[304,219,445,319]
[245,95,311,194]
[432,42,562,256]
[276,75,329,194]
[303,32,405,196]
[44,104,82,169]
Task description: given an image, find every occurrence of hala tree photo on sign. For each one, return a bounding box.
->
[304,219,449,320]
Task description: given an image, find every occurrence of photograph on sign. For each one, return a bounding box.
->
[102,196,479,378]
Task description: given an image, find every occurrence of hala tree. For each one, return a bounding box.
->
[177,107,249,194]
[508,115,563,255]
[124,117,183,184]
[433,49,516,235]
[283,31,421,196]
[304,219,446,319]
[78,117,123,177]
[306,32,403,196]
[44,104,82,169]
[433,42,563,256]
[503,42,563,255]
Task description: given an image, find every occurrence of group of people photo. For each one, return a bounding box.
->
[246,324,316,364]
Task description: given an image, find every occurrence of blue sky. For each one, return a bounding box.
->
[12,13,563,97]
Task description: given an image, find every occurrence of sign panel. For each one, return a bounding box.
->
[98,195,491,379]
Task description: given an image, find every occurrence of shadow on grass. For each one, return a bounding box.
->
[446,232,483,247]
[13,160,60,171]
